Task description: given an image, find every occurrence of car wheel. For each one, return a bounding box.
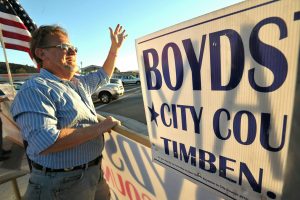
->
[99,92,112,104]
[136,81,140,85]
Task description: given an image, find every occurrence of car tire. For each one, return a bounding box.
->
[99,92,112,104]
[136,81,140,85]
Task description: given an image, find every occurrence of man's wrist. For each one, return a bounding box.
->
[109,47,119,57]
[109,51,118,57]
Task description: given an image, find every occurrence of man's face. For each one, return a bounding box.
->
[41,32,78,79]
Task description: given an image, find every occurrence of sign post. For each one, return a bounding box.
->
[136,0,300,199]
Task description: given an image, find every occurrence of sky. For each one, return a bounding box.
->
[1,0,244,72]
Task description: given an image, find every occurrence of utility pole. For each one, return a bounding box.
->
[80,61,82,74]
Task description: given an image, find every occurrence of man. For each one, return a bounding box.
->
[11,24,127,200]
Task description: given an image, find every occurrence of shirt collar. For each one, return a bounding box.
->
[39,69,63,83]
[39,69,78,84]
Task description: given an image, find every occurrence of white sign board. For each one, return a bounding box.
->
[102,131,222,200]
[136,0,300,199]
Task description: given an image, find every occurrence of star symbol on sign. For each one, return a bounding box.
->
[148,103,159,126]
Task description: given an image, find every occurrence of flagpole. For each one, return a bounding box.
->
[0,24,15,94]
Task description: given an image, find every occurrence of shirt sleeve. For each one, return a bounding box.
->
[11,86,60,155]
[77,67,110,96]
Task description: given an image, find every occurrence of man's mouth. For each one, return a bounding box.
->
[66,58,75,62]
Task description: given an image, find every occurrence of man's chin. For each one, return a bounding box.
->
[64,65,78,72]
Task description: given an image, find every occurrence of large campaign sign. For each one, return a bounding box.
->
[136,0,300,199]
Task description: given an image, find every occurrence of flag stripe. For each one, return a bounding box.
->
[4,43,30,52]
[0,16,27,30]
[1,23,31,36]
[3,37,30,47]
[2,30,30,41]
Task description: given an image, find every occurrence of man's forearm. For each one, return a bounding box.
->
[103,46,119,77]
[41,124,102,154]
[41,116,118,154]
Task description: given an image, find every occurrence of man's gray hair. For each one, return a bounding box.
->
[30,25,68,67]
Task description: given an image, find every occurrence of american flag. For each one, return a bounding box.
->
[0,0,36,54]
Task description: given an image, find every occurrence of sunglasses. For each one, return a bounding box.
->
[41,43,78,53]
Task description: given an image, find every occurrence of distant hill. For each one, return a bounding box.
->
[0,62,38,74]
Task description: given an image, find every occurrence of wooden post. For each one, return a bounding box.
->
[11,179,21,200]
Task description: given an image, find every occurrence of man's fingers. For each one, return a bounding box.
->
[110,116,121,126]
[105,116,121,127]
[109,27,113,35]
[114,24,120,35]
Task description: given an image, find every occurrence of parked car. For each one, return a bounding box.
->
[118,75,140,85]
[92,78,124,104]
[13,81,25,91]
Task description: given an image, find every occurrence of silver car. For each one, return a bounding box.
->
[121,75,140,85]
[92,78,124,104]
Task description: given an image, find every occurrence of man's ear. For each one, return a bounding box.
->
[35,48,45,60]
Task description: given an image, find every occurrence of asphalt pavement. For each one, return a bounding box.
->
[95,84,147,125]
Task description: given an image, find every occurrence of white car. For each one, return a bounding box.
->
[92,78,124,104]
[120,75,140,85]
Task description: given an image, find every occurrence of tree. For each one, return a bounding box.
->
[114,67,120,73]
[0,62,38,74]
